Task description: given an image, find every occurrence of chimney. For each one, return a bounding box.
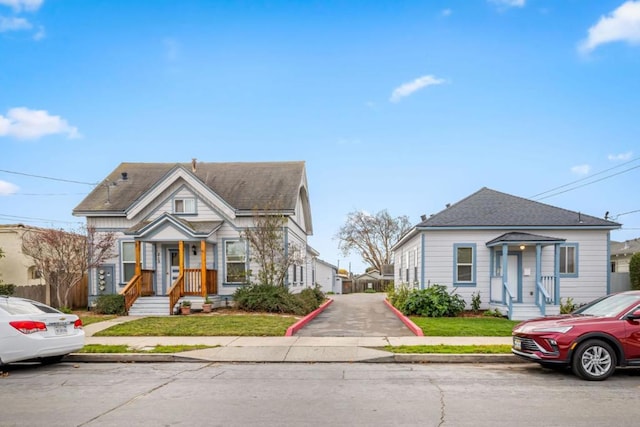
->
[192,158,197,173]
[420,214,427,222]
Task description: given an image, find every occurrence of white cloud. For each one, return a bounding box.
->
[489,0,526,9]
[579,1,640,53]
[0,0,43,12]
[0,180,19,196]
[571,164,591,175]
[390,75,445,103]
[0,107,80,140]
[441,9,452,17]
[0,16,31,32]
[608,151,633,161]
[32,24,44,40]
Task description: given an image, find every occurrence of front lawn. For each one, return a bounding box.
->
[410,316,519,336]
[92,314,299,337]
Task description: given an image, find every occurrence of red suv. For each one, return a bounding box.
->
[512,290,640,381]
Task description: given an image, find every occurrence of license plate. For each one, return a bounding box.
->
[513,337,522,350]
[54,325,68,335]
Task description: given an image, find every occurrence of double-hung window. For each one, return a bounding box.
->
[225,240,247,283]
[454,244,476,286]
[559,244,578,276]
[122,241,136,284]
[174,197,196,214]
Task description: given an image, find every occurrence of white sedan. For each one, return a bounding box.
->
[0,296,85,365]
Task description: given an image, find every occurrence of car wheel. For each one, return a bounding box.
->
[41,355,65,365]
[571,339,616,381]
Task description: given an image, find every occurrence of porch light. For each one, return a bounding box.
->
[519,245,525,250]
[192,245,197,255]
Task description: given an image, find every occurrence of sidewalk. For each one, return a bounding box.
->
[68,316,520,364]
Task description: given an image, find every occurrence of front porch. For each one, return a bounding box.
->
[120,240,219,315]
[486,232,566,320]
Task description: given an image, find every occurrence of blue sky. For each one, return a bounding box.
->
[1,0,639,274]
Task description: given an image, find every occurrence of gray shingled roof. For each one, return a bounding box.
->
[417,187,620,229]
[486,232,566,247]
[73,161,306,214]
[611,238,640,256]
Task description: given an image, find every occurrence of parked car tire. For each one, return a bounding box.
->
[571,339,616,381]
[41,355,66,365]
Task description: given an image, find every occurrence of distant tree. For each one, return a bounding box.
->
[630,252,640,291]
[336,209,412,273]
[21,226,116,308]
[338,268,349,276]
[243,203,303,287]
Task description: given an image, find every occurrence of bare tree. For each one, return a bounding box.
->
[336,209,412,273]
[243,204,304,287]
[22,226,116,308]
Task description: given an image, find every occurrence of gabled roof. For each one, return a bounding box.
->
[486,232,565,247]
[611,238,640,256]
[417,187,620,229]
[73,161,307,215]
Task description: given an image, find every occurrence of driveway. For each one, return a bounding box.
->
[294,292,415,337]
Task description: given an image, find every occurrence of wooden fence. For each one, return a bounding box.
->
[11,276,88,309]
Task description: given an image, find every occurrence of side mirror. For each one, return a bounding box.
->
[625,310,640,321]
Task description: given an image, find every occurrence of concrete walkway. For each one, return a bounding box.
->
[72,294,518,364]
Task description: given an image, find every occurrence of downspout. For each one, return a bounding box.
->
[420,233,426,290]
[606,232,611,294]
[554,243,561,305]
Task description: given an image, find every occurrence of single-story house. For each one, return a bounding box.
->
[610,238,640,273]
[72,160,317,315]
[392,187,621,320]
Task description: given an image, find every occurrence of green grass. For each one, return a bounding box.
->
[92,314,298,337]
[79,315,117,326]
[410,316,519,336]
[79,344,215,353]
[384,344,512,354]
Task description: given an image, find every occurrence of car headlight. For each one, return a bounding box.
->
[532,326,573,333]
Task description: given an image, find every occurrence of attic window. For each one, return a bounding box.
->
[174,198,196,214]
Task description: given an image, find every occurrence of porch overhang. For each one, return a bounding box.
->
[485,232,566,248]
[124,213,223,240]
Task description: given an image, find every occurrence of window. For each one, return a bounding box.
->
[454,244,475,285]
[174,198,196,214]
[28,266,41,279]
[293,264,297,283]
[225,240,247,283]
[560,244,578,276]
[300,266,304,285]
[122,242,136,283]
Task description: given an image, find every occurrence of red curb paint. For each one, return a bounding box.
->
[285,298,334,336]
[383,298,424,336]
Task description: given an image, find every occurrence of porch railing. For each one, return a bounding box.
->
[535,275,555,317]
[168,269,218,315]
[120,269,155,312]
[503,281,514,318]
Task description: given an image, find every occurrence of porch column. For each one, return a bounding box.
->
[201,240,207,298]
[179,241,184,294]
[135,241,141,276]
[502,243,508,304]
[535,244,542,303]
[554,243,561,305]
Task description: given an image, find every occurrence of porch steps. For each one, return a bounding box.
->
[509,303,561,321]
[128,296,172,316]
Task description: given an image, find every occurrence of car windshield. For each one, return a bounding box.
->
[0,298,61,315]
[573,293,640,317]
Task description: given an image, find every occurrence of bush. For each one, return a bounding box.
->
[387,283,411,310]
[401,284,466,317]
[0,284,15,295]
[630,252,640,291]
[94,294,126,315]
[471,292,481,313]
[560,297,577,314]
[233,284,324,315]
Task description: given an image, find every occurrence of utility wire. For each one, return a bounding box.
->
[0,169,97,186]
[0,213,81,225]
[530,156,640,199]
[534,164,640,201]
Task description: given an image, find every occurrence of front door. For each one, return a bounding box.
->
[166,248,180,293]
[507,254,521,303]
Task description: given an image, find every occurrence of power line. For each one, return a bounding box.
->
[0,169,97,186]
[534,164,640,201]
[530,156,640,200]
[5,193,89,196]
[0,213,81,225]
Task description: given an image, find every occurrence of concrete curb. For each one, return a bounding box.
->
[65,352,523,364]
[383,298,424,336]
[285,298,334,336]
